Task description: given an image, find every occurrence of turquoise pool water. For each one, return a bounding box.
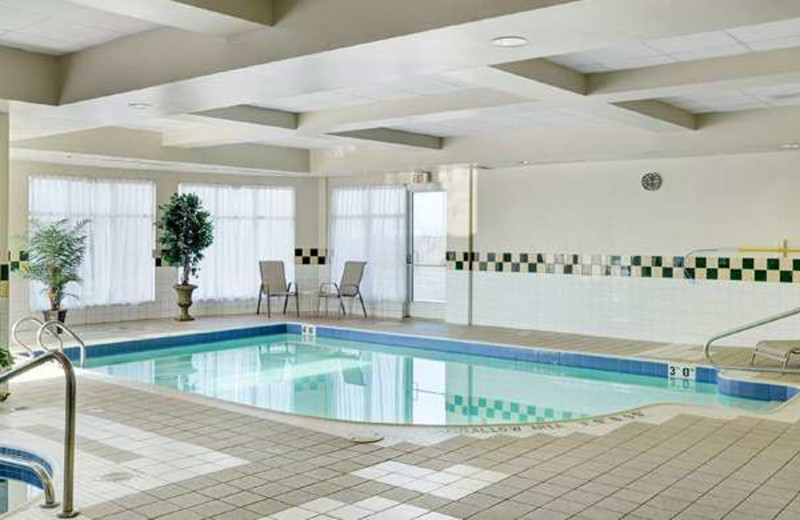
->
[88,334,782,426]
[0,478,39,514]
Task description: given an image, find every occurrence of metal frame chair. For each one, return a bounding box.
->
[257,260,300,317]
[318,261,367,318]
[750,340,800,369]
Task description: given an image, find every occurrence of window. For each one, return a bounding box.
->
[29,175,156,309]
[330,186,407,303]
[411,191,447,303]
[180,183,295,301]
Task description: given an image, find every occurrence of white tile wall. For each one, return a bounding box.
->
[7,262,404,329]
[8,266,265,328]
[0,297,8,348]
[445,270,470,325]
[471,271,800,346]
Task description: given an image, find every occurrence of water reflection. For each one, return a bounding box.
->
[0,479,39,514]
[92,337,778,426]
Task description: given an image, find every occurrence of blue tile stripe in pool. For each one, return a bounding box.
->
[80,322,798,403]
[62,323,289,362]
[0,447,53,490]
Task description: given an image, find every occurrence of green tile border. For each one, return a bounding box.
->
[446,251,800,284]
[294,248,327,266]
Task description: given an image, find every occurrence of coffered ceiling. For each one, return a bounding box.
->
[2,0,800,176]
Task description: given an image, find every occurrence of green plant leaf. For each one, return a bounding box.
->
[157,193,214,285]
[21,218,89,311]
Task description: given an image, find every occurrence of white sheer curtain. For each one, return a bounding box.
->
[180,184,295,301]
[29,175,155,309]
[330,186,407,304]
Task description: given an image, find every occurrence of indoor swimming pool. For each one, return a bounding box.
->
[85,327,792,426]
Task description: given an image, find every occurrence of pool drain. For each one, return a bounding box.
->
[100,471,135,483]
[348,432,384,444]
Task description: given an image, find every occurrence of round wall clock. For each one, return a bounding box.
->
[641,172,663,192]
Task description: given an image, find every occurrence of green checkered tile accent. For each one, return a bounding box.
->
[445,394,589,424]
[446,251,800,284]
[8,250,29,273]
[0,263,8,298]
[295,248,327,266]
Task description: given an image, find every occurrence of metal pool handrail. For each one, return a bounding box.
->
[12,316,63,356]
[0,454,58,509]
[703,305,800,374]
[0,350,78,518]
[36,321,86,368]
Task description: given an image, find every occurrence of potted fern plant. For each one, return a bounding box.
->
[21,219,89,327]
[157,193,213,321]
[0,348,12,403]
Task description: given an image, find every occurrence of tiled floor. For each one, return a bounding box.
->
[4,375,800,519]
[4,314,800,519]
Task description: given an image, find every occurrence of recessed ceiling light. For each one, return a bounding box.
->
[779,143,800,150]
[127,101,152,110]
[491,36,529,48]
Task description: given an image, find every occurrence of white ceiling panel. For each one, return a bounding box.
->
[726,17,800,43]
[0,0,158,55]
[388,105,606,137]
[647,31,740,53]
[259,75,472,113]
[255,135,342,150]
[549,18,800,73]
[661,84,800,114]
[262,91,373,112]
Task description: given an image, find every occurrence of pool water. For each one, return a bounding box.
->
[88,334,782,426]
[0,478,40,514]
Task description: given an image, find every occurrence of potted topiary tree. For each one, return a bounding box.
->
[21,219,89,327]
[157,193,213,321]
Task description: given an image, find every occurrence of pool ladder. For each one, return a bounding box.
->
[12,316,86,368]
[0,454,58,510]
[2,316,85,517]
[704,305,800,374]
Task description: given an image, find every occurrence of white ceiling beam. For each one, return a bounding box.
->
[0,48,60,105]
[449,61,697,132]
[298,89,528,134]
[69,0,273,36]
[330,129,444,150]
[13,127,309,174]
[311,106,800,175]
[58,0,800,107]
[193,105,297,129]
[588,46,800,102]
[165,105,297,147]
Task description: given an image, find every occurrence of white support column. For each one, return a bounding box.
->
[0,112,10,378]
[442,165,475,325]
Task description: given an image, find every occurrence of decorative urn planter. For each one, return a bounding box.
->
[174,284,198,321]
[42,309,68,334]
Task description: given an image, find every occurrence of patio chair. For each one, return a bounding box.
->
[750,340,800,369]
[318,261,368,318]
[257,260,300,318]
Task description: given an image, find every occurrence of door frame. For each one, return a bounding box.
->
[407,185,447,319]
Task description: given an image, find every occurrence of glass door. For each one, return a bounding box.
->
[410,191,447,304]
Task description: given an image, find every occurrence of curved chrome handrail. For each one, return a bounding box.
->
[703,305,800,374]
[36,321,86,369]
[0,350,78,518]
[0,455,58,509]
[11,316,63,355]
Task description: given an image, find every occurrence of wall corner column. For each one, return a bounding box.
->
[443,165,475,325]
[0,112,10,367]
